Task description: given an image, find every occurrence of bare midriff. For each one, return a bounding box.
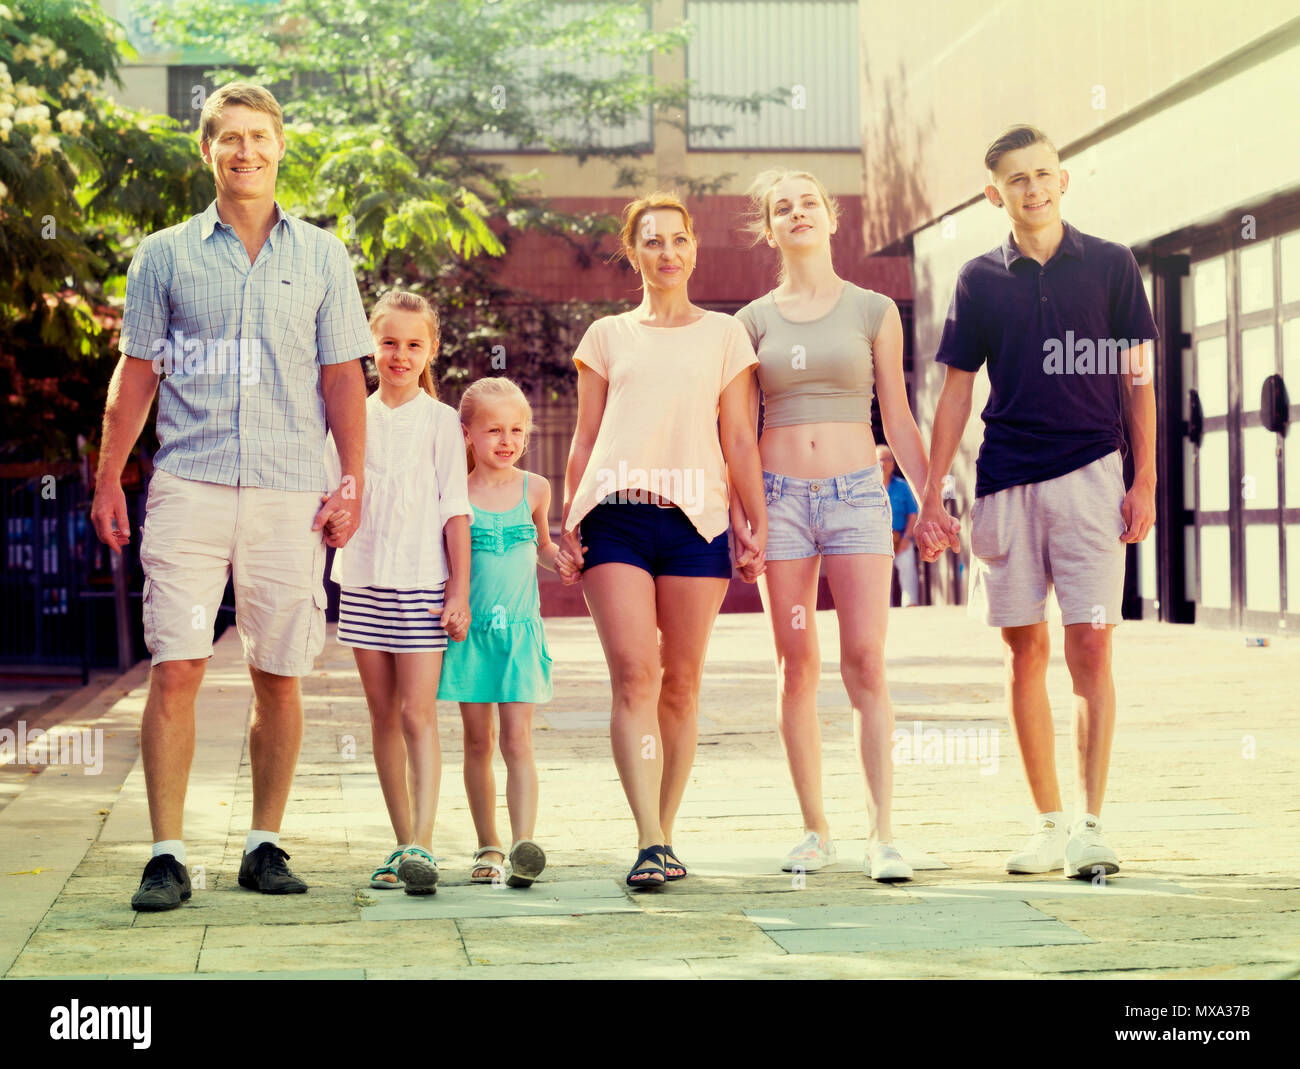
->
[760,421,879,480]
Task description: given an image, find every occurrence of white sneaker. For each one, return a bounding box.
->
[781,831,836,872]
[1064,814,1120,880]
[865,841,913,882]
[1006,812,1067,874]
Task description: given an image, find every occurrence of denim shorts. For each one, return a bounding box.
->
[580,500,733,578]
[762,465,894,560]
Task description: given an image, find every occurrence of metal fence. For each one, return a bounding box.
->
[2,467,107,681]
[0,466,236,680]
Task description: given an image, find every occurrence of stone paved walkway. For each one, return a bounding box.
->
[2,607,1297,979]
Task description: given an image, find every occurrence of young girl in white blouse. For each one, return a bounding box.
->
[324,291,472,895]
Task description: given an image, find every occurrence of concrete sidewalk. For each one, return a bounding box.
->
[2,607,1297,979]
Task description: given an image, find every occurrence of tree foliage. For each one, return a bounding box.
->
[0,0,206,460]
[148,0,778,396]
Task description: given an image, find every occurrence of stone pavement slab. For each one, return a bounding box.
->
[746,900,1094,953]
[3,608,1297,979]
[359,878,639,920]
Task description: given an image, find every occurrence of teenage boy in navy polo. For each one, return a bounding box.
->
[917,125,1157,878]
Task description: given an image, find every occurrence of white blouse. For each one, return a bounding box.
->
[324,391,472,589]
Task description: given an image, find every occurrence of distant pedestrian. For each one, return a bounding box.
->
[322,291,472,895]
[877,446,920,607]
[437,377,565,888]
[91,83,371,912]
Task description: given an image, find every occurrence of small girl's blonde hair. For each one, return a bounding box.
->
[458,377,533,473]
[368,291,440,398]
[743,170,841,283]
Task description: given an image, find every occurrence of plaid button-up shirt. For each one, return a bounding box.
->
[119,200,372,492]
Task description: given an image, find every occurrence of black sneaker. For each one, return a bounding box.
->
[238,843,308,894]
[131,854,192,912]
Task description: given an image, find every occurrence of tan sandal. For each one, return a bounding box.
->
[471,845,505,884]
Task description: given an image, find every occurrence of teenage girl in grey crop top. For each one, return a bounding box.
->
[730,169,938,884]
[734,282,893,428]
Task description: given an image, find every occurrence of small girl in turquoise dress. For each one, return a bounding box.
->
[437,377,568,887]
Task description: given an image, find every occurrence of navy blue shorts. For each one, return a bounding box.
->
[580,500,732,579]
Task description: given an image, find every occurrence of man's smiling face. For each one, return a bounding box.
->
[200,103,285,205]
[985,141,1069,232]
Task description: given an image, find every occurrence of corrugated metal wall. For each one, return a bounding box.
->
[470,2,653,152]
[686,0,859,150]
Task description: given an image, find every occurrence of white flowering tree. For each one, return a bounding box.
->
[0,0,204,460]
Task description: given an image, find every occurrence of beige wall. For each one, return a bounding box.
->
[475,150,863,198]
[115,65,168,117]
[860,0,1300,251]
[905,29,1300,603]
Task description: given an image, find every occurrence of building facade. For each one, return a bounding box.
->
[863,2,1300,632]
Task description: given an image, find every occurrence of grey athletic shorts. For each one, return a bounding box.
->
[968,451,1127,628]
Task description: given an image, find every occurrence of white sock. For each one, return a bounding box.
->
[1037,811,1065,828]
[153,840,186,864]
[245,829,280,854]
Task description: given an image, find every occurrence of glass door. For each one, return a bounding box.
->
[1183,221,1300,632]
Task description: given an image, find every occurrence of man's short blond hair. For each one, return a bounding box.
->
[199,82,283,144]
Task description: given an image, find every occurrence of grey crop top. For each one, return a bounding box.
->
[733,282,893,428]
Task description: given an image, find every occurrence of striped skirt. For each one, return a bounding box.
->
[337,585,448,653]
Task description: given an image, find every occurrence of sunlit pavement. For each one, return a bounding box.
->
[2,607,1296,979]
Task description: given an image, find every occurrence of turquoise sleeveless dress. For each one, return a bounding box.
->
[437,473,554,703]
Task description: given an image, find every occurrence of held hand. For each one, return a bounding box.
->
[438,593,470,642]
[90,480,132,555]
[915,500,961,560]
[732,520,766,581]
[1120,482,1155,544]
[322,507,352,540]
[555,554,582,586]
[557,527,587,585]
[737,548,767,584]
[314,486,362,548]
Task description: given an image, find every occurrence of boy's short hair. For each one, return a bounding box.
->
[199,82,284,145]
[984,125,1058,173]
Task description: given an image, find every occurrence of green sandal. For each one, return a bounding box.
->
[370,848,405,890]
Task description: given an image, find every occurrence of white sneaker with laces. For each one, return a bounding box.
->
[865,841,913,881]
[1064,814,1119,880]
[1006,812,1067,874]
[781,831,836,872]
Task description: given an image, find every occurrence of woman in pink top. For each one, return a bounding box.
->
[559,192,766,890]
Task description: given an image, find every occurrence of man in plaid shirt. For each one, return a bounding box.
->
[91,83,370,911]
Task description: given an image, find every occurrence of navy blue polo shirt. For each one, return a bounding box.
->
[935,221,1158,497]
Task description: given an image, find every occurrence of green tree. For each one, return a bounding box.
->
[148,0,777,396]
[0,0,208,460]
